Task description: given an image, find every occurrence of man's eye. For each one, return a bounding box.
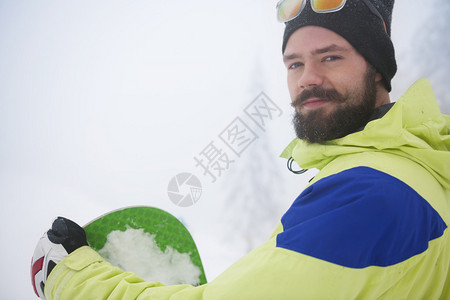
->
[324,56,341,62]
[289,62,304,69]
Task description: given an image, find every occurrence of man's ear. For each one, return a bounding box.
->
[375,72,383,83]
[375,72,389,92]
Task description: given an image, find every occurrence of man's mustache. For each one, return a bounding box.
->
[291,87,344,108]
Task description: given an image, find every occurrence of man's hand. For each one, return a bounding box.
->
[31,217,88,299]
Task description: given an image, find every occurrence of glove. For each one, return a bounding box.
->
[31,217,88,299]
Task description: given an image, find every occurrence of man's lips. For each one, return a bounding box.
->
[300,97,330,109]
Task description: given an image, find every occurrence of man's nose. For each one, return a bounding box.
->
[298,64,324,89]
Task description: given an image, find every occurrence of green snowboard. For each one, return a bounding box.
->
[83,206,207,285]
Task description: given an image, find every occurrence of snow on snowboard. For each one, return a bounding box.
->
[83,206,207,286]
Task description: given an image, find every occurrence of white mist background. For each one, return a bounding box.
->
[0,1,448,299]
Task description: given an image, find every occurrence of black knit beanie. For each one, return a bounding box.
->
[282,0,396,92]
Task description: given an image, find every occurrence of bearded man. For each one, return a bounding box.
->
[31,1,450,299]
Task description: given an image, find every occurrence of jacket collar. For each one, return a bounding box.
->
[281,78,450,189]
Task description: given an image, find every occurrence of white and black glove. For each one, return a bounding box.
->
[31,217,88,299]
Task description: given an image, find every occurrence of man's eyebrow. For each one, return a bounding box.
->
[283,53,301,63]
[283,44,349,63]
[313,44,348,55]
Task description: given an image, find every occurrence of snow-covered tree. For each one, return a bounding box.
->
[220,127,284,253]
[219,60,285,253]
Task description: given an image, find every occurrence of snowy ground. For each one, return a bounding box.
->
[0,1,447,299]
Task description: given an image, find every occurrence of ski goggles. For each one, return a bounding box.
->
[276,0,386,33]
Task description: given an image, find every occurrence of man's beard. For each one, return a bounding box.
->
[292,66,377,143]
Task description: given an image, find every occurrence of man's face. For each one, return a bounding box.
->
[283,26,381,143]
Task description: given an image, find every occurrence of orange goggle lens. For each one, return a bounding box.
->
[311,0,346,12]
[277,0,346,22]
[276,0,306,22]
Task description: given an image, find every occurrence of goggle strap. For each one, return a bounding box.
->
[361,0,387,34]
